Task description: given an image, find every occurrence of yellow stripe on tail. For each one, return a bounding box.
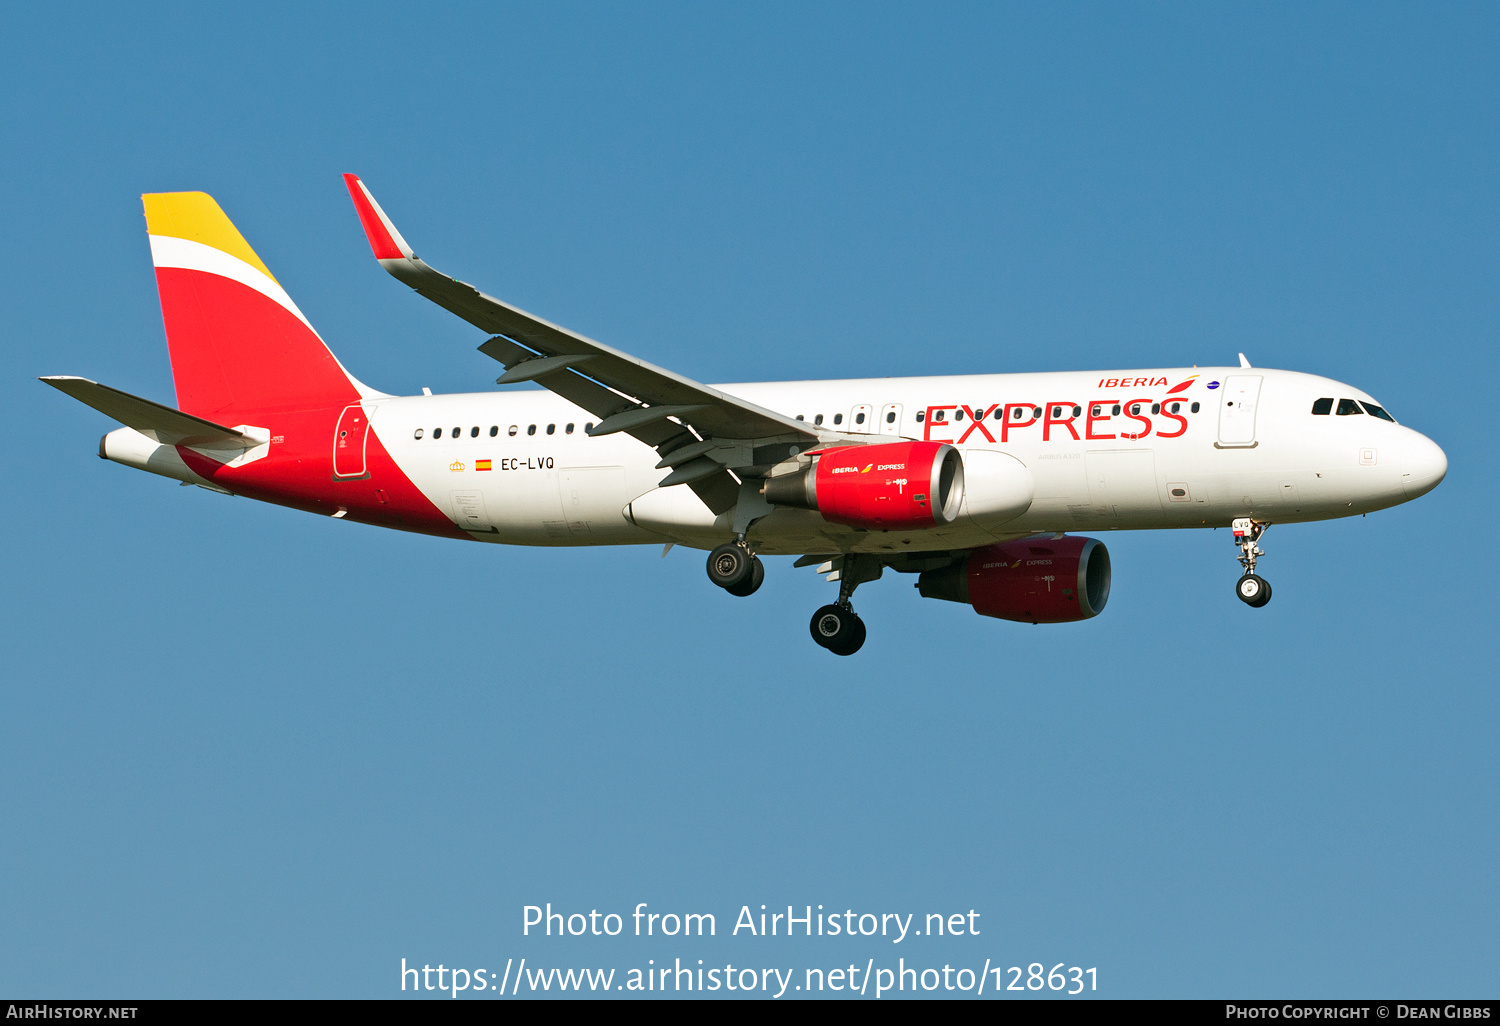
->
[141,192,278,283]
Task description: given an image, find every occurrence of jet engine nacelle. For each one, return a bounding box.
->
[762,440,964,530]
[917,536,1111,623]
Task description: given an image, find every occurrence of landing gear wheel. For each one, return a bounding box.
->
[809,604,866,655]
[724,556,764,597]
[706,543,752,590]
[1236,574,1272,608]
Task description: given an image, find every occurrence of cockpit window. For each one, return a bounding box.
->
[1336,398,1364,416]
[1361,401,1395,422]
[1311,397,1333,415]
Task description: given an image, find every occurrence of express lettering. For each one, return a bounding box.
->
[923,390,1194,444]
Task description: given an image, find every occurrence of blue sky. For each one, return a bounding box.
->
[2,2,1496,998]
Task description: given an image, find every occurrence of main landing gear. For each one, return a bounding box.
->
[1232,518,1272,608]
[810,604,865,656]
[706,541,764,597]
[807,553,882,656]
[704,542,875,655]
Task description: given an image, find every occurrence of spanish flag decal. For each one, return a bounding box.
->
[476,459,492,471]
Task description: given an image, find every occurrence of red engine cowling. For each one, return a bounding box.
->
[762,440,964,530]
[917,536,1111,623]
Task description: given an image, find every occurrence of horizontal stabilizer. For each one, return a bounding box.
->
[40,376,250,447]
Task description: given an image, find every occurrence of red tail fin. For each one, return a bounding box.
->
[142,192,371,422]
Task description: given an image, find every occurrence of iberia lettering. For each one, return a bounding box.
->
[1097,376,1170,388]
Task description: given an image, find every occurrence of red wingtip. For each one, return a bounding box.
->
[342,173,405,260]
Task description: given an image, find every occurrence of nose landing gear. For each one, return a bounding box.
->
[1232,518,1272,608]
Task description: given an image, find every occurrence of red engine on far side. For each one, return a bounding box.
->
[917,536,1111,623]
[762,440,964,530]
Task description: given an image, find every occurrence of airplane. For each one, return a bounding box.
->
[41,175,1448,655]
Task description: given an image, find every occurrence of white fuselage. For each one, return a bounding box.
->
[363,366,1445,554]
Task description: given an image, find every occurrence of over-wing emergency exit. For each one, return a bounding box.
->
[41,177,1448,654]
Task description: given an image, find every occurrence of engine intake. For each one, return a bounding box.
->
[763,440,964,530]
[917,536,1111,623]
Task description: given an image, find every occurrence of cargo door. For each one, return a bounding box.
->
[1086,449,1163,520]
[558,467,628,535]
[450,491,493,532]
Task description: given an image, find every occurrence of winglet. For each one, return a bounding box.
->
[342,173,414,261]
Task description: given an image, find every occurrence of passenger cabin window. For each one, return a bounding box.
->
[434,427,444,438]
[833,413,843,425]
[566,423,575,434]
[1168,402,1181,413]
[886,411,896,423]
[814,414,824,425]
[796,414,804,421]
[1361,402,1395,422]
[470,426,479,438]
[585,422,594,432]
[915,411,925,422]
[508,425,518,436]
[952,409,963,421]
[490,425,499,436]
[855,412,866,424]
[1190,402,1200,413]
[1072,405,1081,417]
[546,424,555,434]
[1336,398,1364,416]
[1311,398,1334,415]
[527,424,537,435]
[414,428,424,439]
[992,408,1002,420]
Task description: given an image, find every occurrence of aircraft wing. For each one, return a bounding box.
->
[39,376,250,447]
[343,174,825,512]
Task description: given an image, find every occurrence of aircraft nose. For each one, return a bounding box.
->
[1402,431,1448,499]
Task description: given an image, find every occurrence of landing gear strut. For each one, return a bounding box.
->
[808,554,882,656]
[707,541,764,597]
[1232,518,1272,608]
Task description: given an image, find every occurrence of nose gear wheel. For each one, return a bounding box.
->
[1236,573,1271,607]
